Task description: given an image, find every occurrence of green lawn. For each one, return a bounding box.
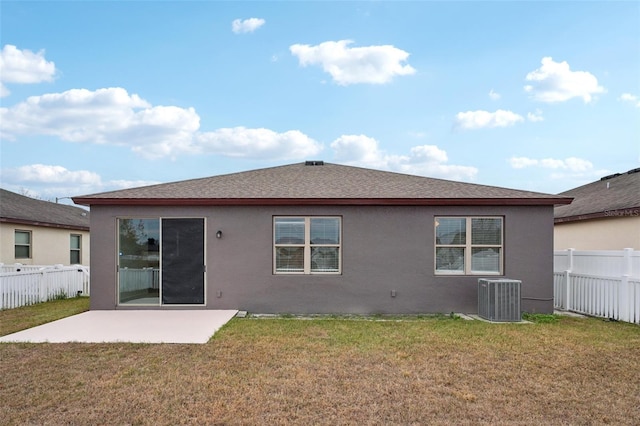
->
[0,296,89,336]
[1,299,639,425]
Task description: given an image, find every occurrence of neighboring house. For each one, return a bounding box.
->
[73,161,572,314]
[0,189,90,266]
[554,168,640,250]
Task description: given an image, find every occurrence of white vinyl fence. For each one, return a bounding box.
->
[119,268,159,293]
[0,264,90,310]
[554,249,640,324]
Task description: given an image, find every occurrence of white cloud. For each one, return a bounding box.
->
[104,179,162,190]
[1,164,162,199]
[331,134,477,181]
[1,164,101,200]
[527,109,544,122]
[407,131,427,139]
[539,158,566,169]
[331,134,383,166]
[454,109,524,130]
[6,164,101,185]
[195,127,323,160]
[508,156,593,172]
[1,87,325,162]
[508,157,539,169]
[231,18,265,34]
[524,57,605,103]
[289,40,416,85]
[489,89,501,100]
[0,87,200,159]
[563,157,594,172]
[403,145,449,164]
[0,44,56,97]
[508,156,608,187]
[619,93,640,107]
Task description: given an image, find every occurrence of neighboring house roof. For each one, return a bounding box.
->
[554,168,640,223]
[73,162,573,207]
[0,188,90,231]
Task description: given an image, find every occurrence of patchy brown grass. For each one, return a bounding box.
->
[1,303,639,425]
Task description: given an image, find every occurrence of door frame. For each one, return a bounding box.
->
[161,217,206,306]
[116,216,207,307]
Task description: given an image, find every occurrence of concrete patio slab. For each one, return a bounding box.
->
[0,310,238,344]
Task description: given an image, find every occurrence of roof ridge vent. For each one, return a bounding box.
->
[305,160,324,166]
[600,173,621,181]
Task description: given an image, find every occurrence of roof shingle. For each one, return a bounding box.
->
[555,168,640,221]
[73,162,572,206]
[1,189,90,230]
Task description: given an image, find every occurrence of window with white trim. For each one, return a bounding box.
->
[435,217,503,275]
[274,217,341,274]
[70,234,82,264]
[15,230,31,259]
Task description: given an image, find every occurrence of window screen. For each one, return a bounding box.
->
[435,217,503,275]
[274,217,341,274]
[15,230,31,259]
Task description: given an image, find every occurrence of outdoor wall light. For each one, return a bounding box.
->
[216,230,223,239]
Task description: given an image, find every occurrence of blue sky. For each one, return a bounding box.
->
[1,1,638,204]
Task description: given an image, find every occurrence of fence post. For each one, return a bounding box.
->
[563,249,574,311]
[618,248,633,322]
[39,269,47,303]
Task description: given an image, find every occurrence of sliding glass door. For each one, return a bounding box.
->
[118,218,205,306]
[118,219,160,305]
[161,218,205,304]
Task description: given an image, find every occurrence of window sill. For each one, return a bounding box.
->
[274,272,342,276]
[435,272,503,277]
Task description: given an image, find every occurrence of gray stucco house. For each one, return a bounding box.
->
[73,162,572,314]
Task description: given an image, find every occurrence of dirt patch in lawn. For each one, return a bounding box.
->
[1,306,639,425]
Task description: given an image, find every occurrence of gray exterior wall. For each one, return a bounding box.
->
[89,204,555,314]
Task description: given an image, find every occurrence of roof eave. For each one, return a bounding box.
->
[555,205,640,223]
[72,197,573,207]
[0,217,90,231]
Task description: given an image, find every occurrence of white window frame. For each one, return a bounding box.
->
[435,216,503,276]
[273,216,342,275]
[70,234,82,264]
[15,230,32,259]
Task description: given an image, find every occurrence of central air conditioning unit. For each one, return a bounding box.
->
[478,278,521,322]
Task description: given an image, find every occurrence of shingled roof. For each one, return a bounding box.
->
[1,188,90,230]
[73,162,572,207]
[555,168,640,223]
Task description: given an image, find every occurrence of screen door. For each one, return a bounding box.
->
[161,218,205,304]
